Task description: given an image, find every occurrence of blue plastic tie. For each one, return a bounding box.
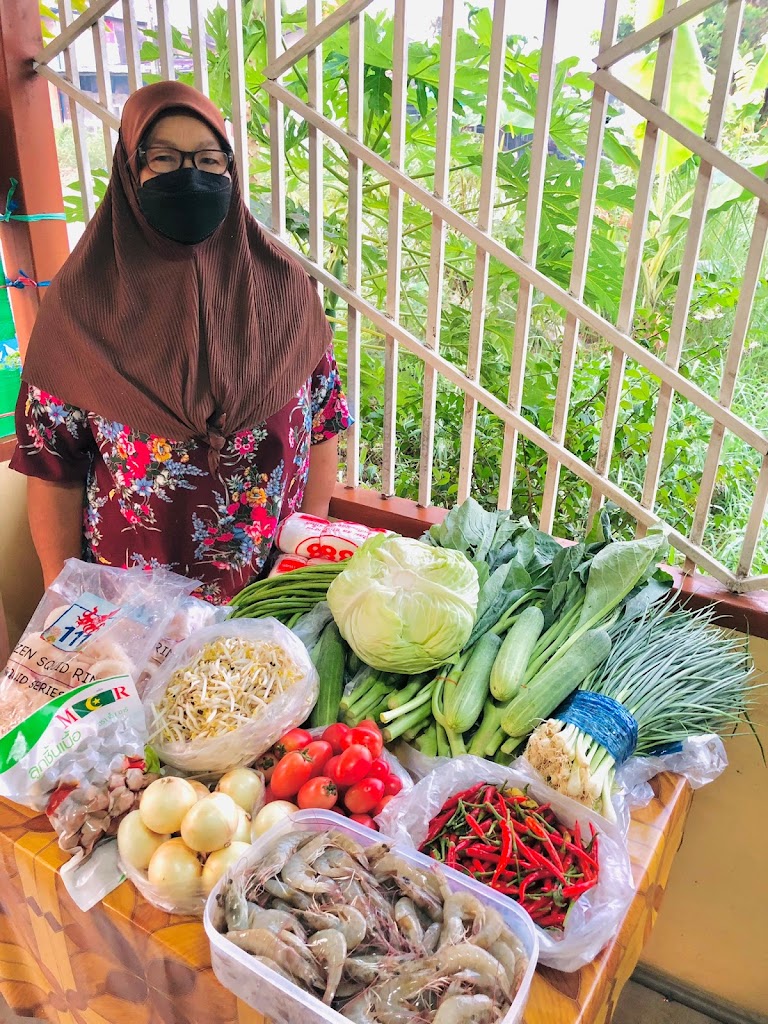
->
[555,690,638,765]
[1,178,66,223]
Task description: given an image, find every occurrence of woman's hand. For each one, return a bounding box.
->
[300,436,339,519]
[27,478,85,587]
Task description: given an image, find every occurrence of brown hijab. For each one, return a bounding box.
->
[22,82,331,462]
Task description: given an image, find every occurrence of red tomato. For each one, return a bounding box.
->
[297,777,338,810]
[374,795,396,815]
[349,813,378,831]
[366,758,390,783]
[384,774,403,796]
[325,755,343,785]
[344,777,385,815]
[305,740,333,777]
[321,723,352,755]
[271,750,314,799]
[335,744,373,787]
[349,725,383,759]
[254,752,277,783]
[274,728,313,759]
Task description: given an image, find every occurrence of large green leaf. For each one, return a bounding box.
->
[625,0,713,174]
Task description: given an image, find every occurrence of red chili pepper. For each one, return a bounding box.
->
[535,911,566,929]
[526,816,566,876]
[465,813,487,839]
[443,784,486,810]
[425,808,458,842]
[446,842,458,869]
[490,819,513,889]
[562,878,598,901]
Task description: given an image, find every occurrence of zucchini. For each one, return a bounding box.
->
[490,606,545,701]
[309,621,346,727]
[500,628,612,739]
[443,632,502,734]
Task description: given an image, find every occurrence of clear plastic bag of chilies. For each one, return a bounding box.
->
[376,754,634,972]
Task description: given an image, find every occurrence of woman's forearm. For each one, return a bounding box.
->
[27,477,85,587]
[301,436,339,519]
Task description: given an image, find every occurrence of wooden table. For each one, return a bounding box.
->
[0,773,691,1024]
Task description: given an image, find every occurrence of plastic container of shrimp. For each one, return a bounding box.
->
[204,808,539,1024]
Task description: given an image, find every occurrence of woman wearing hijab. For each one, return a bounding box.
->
[11,81,350,603]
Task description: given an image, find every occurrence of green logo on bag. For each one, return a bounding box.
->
[56,683,133,725]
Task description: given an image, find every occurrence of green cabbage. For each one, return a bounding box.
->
[326,535,479,673]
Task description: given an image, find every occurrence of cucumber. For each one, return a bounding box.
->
[500,628,612,739]
[490,606,545,701]
[443,632,502,734]
[309,621,346,727]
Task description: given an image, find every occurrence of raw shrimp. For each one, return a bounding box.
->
[489,939,523,992]
[440,893,503,951]
[373,855,443,920]
[261,877,313,909]
[256,956,294,983]
[245,908,308,938]
[226,929,324,990]
[315,848,363,879]
[254,832,307,883]
[308,928,346,1004]
[281,852,334,895]
[342,989,377,1024]
[332,906,367,950]
[394,898,424,947]
[431,994,495,1024]
[222,879,249,931]
[369,962,439,1024]
[423,922,442,954]
[436,945,511,1001]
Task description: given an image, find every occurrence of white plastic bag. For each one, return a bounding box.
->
[376,754,634,972]
[145,618,319,774]
[615,734,727,815]
[138,596,228,696]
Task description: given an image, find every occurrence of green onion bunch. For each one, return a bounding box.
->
[524,596,761,821]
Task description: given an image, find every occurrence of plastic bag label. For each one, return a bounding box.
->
[0,673,141,789]
[42,593,120,652]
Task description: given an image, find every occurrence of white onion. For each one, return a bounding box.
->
[147,839,202,895]
[251,801,298,840]
[201,842,251,895]
[188,780,211,800]
[180,793,238,853]
[216,767,265,814]
[232,807,252,843]
[117,810,170,871]
[139,777,198,834]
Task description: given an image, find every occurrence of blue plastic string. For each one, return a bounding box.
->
[1,178,66,223]
[555,690,638,765]
[1,271,51,290]
[645,740,684,757]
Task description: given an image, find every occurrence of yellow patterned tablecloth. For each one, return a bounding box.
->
[0,773,692,1024]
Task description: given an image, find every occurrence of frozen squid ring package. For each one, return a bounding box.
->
[0,559,198,813]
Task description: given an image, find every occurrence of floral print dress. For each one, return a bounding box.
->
[11,345,351,604]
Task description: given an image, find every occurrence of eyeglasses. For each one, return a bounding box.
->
[138,146,233,175]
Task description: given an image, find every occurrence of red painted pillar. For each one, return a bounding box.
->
[0,0,69,358]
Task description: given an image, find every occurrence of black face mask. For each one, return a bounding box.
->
[137,167,232,245]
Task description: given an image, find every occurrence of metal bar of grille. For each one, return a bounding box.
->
[587,0,679,527]
[155,0,175,81]
[35,0,118,65]
[592,69,768,207]
[639,0,743,526]
[381,0,408,498]
[418,0,457,508]
[261,77,768,457]
[265,0,286,235]
[539,0,619,533]
[227,0,249,203]
[35,64,120,129]
[60,0,96,224]
[687,192,768,571]
[92,19,116,157]
[262,0,376,80]
[498,0,559,510]
[596,0,721,69]
[121,0,142,94]
[267,227,740,587]
[738,454,768,578]
[307,0,323,300]
[190,0,209,94]
[344,13,363,489]
[456,0,508,504]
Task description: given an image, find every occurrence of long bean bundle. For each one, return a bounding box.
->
[524,596,761,820]
[228,562,346,626]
